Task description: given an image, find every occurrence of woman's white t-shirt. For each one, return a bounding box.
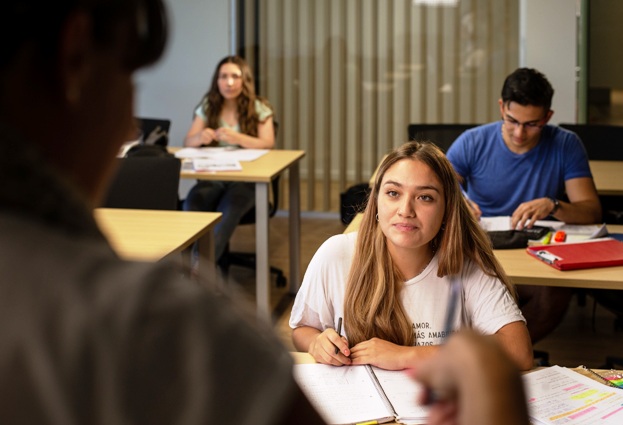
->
[290,232,525,346]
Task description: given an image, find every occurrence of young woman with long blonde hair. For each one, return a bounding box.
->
[290,142,533,371]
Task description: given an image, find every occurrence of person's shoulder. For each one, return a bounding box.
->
[194,101,208,121]
[542,124,580,143]
[459,257,505,291]
[254,98,274,118]
[541,125,586,152]
[456,122,499,143]
[469,122,500,136]
[449,122,500,157]
[319,232,356,252]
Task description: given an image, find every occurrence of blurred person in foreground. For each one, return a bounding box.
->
[411,330,530,425]
[0,1,324,423]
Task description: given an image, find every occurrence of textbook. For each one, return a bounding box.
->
[526,237,623,270]
[293,363,429,425]
[523,366,623,424]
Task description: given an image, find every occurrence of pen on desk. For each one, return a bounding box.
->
[335,317,342,355]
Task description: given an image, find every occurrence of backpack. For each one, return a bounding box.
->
[340,183,371,225]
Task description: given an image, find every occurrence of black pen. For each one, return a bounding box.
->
[335,317,342,354]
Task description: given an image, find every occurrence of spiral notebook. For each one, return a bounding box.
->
[526,238,623,270]
[293,363,429,424]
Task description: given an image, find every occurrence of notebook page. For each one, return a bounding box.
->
[371,367,429,424]
[293,363,394,424]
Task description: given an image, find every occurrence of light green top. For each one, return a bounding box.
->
[194,99,273,147]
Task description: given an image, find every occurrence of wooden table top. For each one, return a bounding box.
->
[94,208,221,261]
[590,160,623,196]
[345,215,623,290]
[172,148,306,183]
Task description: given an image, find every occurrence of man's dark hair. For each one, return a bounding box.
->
[501,68,554,111]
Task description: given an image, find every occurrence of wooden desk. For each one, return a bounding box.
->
[177,149,306,320]
[590,160,623,196]
[493,228,623,290]
[95,208,221,277]
[345,214,623,290]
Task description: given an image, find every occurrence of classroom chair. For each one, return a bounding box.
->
[407,123,479,152]
[559,123,623,224]
[559,123,623,161]
[102,152,181,211]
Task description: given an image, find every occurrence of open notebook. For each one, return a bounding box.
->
[293,363,429,425]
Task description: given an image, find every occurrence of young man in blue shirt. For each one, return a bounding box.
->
[447,68,602,344]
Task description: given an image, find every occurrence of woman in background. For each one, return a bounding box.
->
[290,141,533,371]
[183,55,275,263]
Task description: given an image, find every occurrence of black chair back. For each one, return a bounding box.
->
[559,123,623,160]
[407,123,479,152]
[559,123,623,224]
[102,156,181,210]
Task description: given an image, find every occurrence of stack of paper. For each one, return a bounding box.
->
[523,366,623,424]
[191,158,242,172]
[175,147,270,172]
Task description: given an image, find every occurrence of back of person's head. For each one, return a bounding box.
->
[0,0,168,204]
[501,67,554,111]
[0,0,167,74]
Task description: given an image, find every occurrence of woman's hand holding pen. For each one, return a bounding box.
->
[308,328,351,366]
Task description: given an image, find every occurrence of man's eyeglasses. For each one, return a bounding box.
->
[502,115,545,132]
